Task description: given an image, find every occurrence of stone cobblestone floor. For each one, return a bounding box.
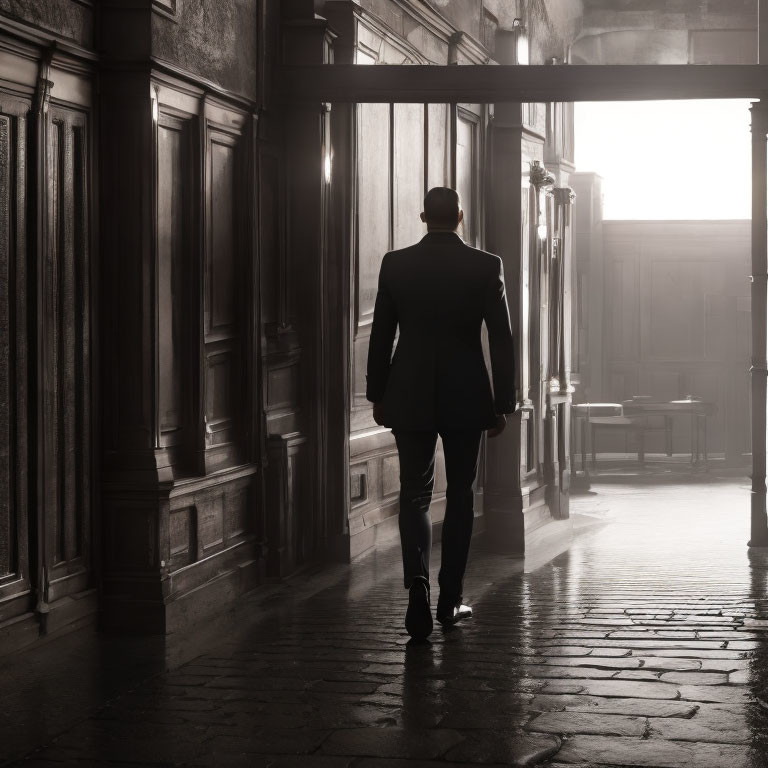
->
[5,471,768,767]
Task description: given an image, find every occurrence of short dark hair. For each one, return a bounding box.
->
[423,187,460,229]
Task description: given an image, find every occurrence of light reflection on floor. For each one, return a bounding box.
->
[4,469,768,767]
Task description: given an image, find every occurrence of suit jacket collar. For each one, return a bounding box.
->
[421,231,463,245]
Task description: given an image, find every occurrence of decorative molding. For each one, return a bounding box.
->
[751,100,768,135]
[152,0,178,20]
[553,186,576,206]
[530,159,555,188]
[150,57,258,111]
[0,20,96,64]
[350,5,431,64]
[449,30,494,65]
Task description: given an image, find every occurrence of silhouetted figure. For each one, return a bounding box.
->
[366,187,517,639]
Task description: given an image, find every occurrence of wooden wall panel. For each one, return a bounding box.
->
[427,104,449,189]
[352,100,391,424]
[0,97,29,620]
[644,260,705,360]
[0,114,9,580]
[203,126,245,471]
[456,111,477,244]
[393,103,425,249]
[157,115,193,448]
[209,140,237,332]
[356,101,391,327]
[44,106,91,601]
[607,258,639,362]
[602,221,751,458]
[259,151,281,329]
[265,434,312,576]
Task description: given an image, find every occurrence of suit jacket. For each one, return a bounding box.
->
[366,231,516,431]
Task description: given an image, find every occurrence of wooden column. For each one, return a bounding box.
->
[482,103,526,554]
[552,187,576,392]
[551,186,575,520]
[31,50,53,626]
[276,12,340,567]
[750,101,768,548]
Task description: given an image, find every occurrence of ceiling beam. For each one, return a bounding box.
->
[278,64,768,103]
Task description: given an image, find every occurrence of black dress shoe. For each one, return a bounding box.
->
[436,598,472,626]
[405,576,433,639]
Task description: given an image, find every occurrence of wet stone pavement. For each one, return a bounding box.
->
[6,473,768,767]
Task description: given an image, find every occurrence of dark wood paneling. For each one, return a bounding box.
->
[0,95,29,617]
[157,114,194,450]
[0,114,9,579]
[44,105,90,601]
[209,140,237,331]
[259,150,281,329]
[265,433,313,576]
[279,63,768,104]
[205,345,239,444]
[203,125,246,471]
[169,506,196,570]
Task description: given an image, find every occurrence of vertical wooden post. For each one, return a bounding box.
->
[760,0,768,64]
[750,101,768,547]
[482,102,526,555]
[31,49,54,629]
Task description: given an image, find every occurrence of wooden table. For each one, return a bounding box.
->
[622,398,717,468]
[573,399,717,483]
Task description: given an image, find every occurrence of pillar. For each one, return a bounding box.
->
[750,101,768,547]
[482,101,527,554]
[760,0,768,64]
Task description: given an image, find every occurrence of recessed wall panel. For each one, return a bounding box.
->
[210,140,237,332]
[427,104,449,190]
[393,103,425,250]
[157,118,189,441]
[357,102,390,325]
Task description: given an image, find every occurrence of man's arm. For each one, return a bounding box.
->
[483,257,516,416]
[366,255,398,405]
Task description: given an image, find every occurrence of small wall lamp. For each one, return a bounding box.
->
[512,18,529,65]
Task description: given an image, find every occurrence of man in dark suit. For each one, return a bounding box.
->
[366,186,516,639]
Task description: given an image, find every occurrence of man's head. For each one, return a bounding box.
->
[421,186,464,231]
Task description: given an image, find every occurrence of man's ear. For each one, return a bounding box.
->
[458,209,464,225]
[420,212,426,223]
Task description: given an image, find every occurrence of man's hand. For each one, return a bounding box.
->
[487,413,507,438]
[373,402,386,426]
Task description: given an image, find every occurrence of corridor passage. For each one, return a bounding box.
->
[4,474,768,767]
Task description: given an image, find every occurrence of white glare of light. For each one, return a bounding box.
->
[517,34,529,66]
[575,100,751,220]
[324,152,332,184]
[151,94,159,123]
[538,224,548,240]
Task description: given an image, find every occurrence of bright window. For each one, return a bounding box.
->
[575,100,752,220]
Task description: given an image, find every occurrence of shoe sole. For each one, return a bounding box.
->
[405,588,433,638]
[437,609,473,627]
